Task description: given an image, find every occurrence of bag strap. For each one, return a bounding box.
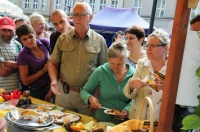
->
[137,97,154,132]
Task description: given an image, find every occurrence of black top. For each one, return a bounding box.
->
[50,31,61,54]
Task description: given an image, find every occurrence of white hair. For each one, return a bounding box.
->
[73,2,92,15]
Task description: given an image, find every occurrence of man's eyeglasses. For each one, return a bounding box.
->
[72,13,89,18]
[145,44,166,48]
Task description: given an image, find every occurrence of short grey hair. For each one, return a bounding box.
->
[107,40,127,59]
[51,9,68,19]
[148,29,170,45]
[73,2,92,15]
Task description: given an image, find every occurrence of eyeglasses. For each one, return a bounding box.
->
[145,44,166,48]
[72,13,89,18]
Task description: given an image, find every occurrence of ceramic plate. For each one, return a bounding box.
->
[49,110,81,124]
[6,109,54,127]
[104,109,121,115]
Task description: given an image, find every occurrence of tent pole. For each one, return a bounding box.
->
[148,0,158,35]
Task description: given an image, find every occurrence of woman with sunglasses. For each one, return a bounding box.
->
[124,29,170,121]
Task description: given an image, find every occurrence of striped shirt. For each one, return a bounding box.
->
[0,38,22,92]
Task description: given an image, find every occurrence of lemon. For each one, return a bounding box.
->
[0,96,4,103]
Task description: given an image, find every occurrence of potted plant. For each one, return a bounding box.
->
[182,66,200,131]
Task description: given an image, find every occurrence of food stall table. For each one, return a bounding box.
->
[0,96,96,132]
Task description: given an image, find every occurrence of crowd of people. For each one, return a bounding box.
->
[0,1,200,131]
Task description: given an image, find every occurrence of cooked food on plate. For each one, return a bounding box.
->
[105,109,121,115]
[49,110,80,123]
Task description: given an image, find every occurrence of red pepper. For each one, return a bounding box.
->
[11,89,21,99]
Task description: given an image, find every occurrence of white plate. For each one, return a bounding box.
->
[104,109,121,115]
[49,110,81,123]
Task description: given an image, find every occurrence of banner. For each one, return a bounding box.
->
[176,31,200,106]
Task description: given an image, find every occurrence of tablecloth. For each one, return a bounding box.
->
[0,96,96,132]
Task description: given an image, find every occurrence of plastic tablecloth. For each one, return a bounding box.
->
[0,96,95,132]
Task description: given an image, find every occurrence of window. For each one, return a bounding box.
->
[155,0,167,18]
[99,0,106,10]
[132,0,143,15]
[55,0,61,9]
[40,0,46,10]
[11,0,17,4]
[32,0,38,9]
[111,0,118,8]
[89,0,95,12]
[190,2,200,20]
[63,0,70,12]
[24,0,30,9]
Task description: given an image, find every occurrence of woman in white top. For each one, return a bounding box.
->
[123,29,170,121]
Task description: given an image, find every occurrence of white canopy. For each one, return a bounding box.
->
[0,0,23,17]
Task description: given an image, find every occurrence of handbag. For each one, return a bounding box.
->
[110,97,155,132]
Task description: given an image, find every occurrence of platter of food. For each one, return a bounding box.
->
[49,110,81,124]
[104,109,121,115]
[20,104,63,112]
[5,109,54,127]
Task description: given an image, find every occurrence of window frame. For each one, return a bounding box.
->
[40,0,47,10]
[32,0,39,10]
[54,0,61,9]
[111,0,118,8]
[88,0,96,13]
[24,0,30,9]
[99,0,106,11]
[132,0,143,15]
[155,0,167,18]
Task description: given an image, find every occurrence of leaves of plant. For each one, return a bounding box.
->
[196,66,200,80]
[195,105,200,116]
[181,114,200,130]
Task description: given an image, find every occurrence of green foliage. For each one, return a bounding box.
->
[182,115,200,130]
[196,66,200,80]
[181,67,200,130]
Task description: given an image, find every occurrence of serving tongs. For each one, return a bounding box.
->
[101,106,111,110]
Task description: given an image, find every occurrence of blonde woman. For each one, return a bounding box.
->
[124,29,170,121]
[29,12,50,40]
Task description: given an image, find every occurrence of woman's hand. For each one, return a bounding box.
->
[119,109,128,119]
[51,80,60,95]
[88,96,101,110]
[129,78,147,90]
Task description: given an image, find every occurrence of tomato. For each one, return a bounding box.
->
[70,122,83,131]
[3,94,11,101]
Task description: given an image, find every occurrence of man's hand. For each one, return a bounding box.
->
[45,89,53,102]
[51,81,60,95]
[4,61,17,69]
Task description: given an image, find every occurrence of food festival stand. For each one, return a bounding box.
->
[0,0,199,131]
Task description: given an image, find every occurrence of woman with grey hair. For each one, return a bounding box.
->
[29,12,50,39]
[124,29,170,121]
[80,41,135,124]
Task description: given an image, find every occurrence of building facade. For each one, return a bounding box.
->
[8,0,200,34]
